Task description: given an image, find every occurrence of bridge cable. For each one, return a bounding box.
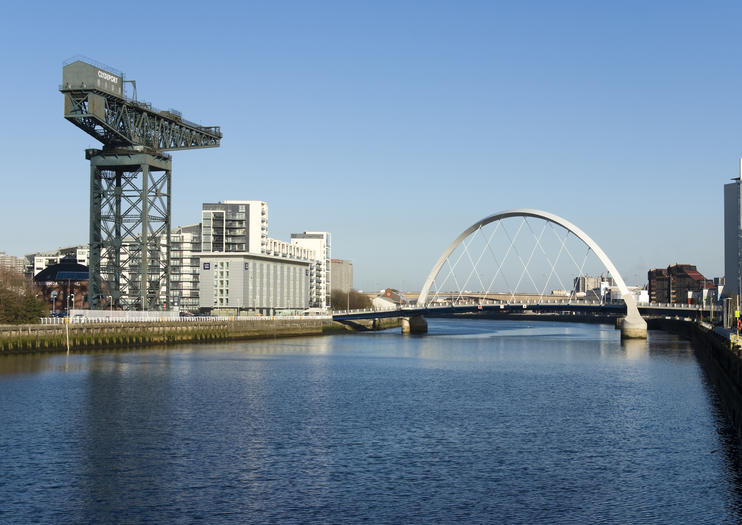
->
[459,225,492,301]
[506,218,543,302]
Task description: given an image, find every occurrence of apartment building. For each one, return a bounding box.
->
[195,201,330,314]
[291,232,331,309]
[169,224,202,310]
[0,252,25,274]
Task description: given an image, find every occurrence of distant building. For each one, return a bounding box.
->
[201,200,268,254]
[372,288,407,310]
[648,264,713,304]
[330,259,353,294]
[725,168,742,298]
[169,224,202,310]
[647,268,669,303]
[291,232,331,309]
[33,256,90,311]
[573,275,614,294]
[194,201,328,314]
[24,245,89,278]
[635,288,650,305]
[608,286,649,305]
[0,252,24,274]
[198,253,311,315]
[573,275,614,300]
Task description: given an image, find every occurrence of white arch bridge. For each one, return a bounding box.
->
[332,209,709,339]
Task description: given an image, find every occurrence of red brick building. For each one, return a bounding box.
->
[33,256,90,313]
[648,264,713,304]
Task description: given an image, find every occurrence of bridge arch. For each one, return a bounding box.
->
[417,209,646,338]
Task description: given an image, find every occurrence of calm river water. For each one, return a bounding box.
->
[1,319,742,523]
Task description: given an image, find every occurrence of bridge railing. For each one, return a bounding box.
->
[332,299,614,316]
[331,298,714,318]
[39,314,332,325]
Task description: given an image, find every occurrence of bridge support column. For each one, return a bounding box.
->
[620,311,647,339]
[402,316,428,335]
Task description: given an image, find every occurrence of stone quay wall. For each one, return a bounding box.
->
[0,316,403,355]
[0,319,328,354]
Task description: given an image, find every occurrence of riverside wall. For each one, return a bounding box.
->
[0,317,403,355]
[0,319,323,354]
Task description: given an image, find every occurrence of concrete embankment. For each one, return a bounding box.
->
[0,317,402,355]
[330,317,402,332]
[650,318,742,441]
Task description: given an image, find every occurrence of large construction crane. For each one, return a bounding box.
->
[60,58,222,310]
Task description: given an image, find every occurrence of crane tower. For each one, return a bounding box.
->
[60,58,221,310]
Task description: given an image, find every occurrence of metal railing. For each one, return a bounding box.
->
[331,299,715,317]
[40,314,332,325]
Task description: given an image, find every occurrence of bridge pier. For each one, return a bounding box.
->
[402,316,428,335]
[620,312,648,339]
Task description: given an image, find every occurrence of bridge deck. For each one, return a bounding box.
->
[332,301,713,322]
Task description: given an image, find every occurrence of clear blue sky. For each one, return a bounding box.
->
[1,1,740,290]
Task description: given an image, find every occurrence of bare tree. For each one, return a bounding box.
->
[330,289,372,311]
[0,268,48,324]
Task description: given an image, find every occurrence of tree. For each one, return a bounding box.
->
[0,268,48,324]
[330,288,373,311]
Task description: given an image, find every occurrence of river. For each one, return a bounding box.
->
[1,319,741,523]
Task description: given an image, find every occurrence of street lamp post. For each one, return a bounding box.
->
[107,295,112,314]
[68,293,74,317]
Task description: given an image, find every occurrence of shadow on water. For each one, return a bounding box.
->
[687,332,742,514]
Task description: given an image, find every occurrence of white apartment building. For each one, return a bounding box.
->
[169,224,201,310]
[201,200,268,254]
[291,232,331,309]
[195,201,330,314]
[198,253,311,315]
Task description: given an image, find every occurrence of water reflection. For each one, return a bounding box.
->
[1,319,742,522]
[621,338,649,361]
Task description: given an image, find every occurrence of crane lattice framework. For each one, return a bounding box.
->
[60,58,222,310]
